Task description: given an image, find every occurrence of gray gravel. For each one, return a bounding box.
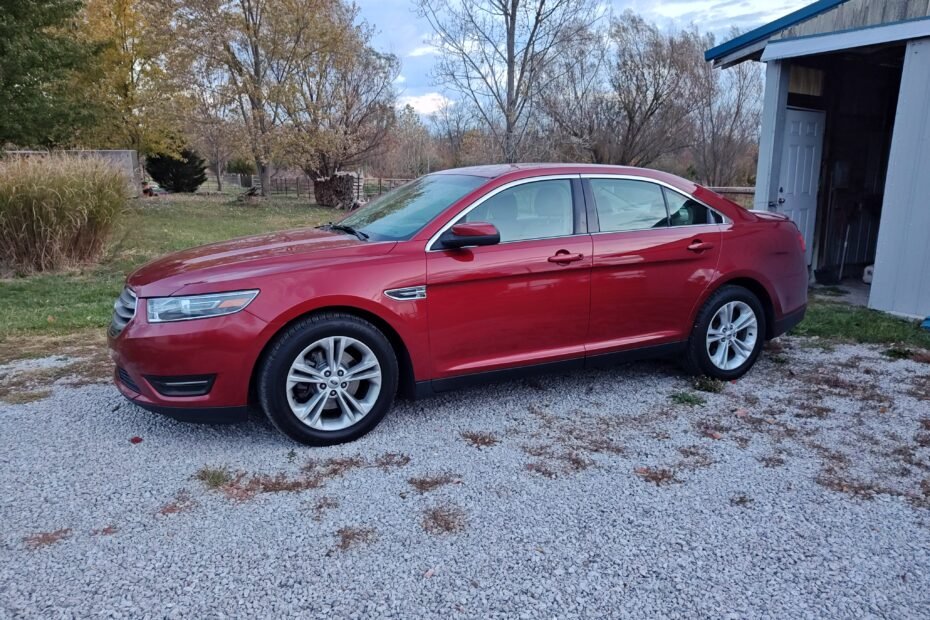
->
[2,336,930,618]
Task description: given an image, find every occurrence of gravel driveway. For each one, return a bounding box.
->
[2,337,929,618]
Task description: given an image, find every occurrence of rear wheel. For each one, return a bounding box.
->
[257,313,398,445]
[683,286,766,380]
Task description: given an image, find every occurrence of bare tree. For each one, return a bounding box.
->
[417,0,598,162]
[542,13,703,167]
[431,100,475,168]
[691,35,763,186]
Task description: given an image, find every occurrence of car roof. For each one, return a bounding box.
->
[433,163,699,193]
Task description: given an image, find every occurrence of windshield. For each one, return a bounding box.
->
[339,174,485,241]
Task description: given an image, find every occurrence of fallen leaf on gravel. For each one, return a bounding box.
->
[704,431,723,440]
[734,408,749,418]
[424,567,436,578]
[129,436,143,444]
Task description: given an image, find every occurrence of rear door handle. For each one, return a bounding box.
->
[687,240,715,252]
[548,251,584,264]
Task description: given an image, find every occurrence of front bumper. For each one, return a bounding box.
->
[109,305,270,422]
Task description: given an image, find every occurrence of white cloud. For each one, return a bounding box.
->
[397,93,452,115]
[394,74,407,83]
[407,44,439,57]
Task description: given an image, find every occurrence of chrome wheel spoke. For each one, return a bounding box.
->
[732,312,756,332]
[335,390,365,423]
[346,356,379,382]
[713,341,730,368]
[294,390,328,426]
[289,361,325,382]
[706,300,758,371]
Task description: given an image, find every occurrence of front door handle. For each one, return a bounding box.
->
[548,251,584,264]
[687,240,715,253]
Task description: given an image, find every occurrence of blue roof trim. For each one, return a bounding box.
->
[704,0,850,62]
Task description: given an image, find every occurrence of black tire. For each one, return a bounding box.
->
[257,312,398,445]
[682,285,767,381]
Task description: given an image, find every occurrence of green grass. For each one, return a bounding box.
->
[0,195,331,339]
[792,297,930,350]
[670,392,706,407]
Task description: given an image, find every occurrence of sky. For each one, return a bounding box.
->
[354,0,811,115]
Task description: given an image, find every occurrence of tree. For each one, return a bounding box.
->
[431,100,475,168]
[81,0,181,157]
[379,105,431,178]
[178,56,243,191]
[176,0,347,196]
[281,14,398,183]
[418,0,598,162]
[541,13,703,167]
[0,0,99,146]
[691,34,763,186]
[146,148,208,192]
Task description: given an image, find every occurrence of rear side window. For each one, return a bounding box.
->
[663,188,723,226]
[464,179,574,242]
[589,179,667,232]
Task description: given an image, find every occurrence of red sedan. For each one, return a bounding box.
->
[108,164,808,445]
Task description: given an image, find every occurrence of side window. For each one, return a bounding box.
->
[589,179,668,232]
[663,188,723,226]
[464,179,574,242]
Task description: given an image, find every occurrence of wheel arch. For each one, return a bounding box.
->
[248,305,418,406]
[695,276,778,340]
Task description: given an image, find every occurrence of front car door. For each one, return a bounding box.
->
[425,176,592,380]
[585,176,723,356]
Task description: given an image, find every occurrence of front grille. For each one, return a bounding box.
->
[109,286,137,337]
[117,367,140,393]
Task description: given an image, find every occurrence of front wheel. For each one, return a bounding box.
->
[682,286,766,380]
[257,313,398,445]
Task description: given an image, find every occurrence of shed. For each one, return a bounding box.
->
[706,0,930,318]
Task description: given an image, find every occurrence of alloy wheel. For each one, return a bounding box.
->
[285,336,382,431]
[705,301,758,371]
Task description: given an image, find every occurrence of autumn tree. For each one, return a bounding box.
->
[174,0,345,196]
[81,0,181,157]
[418,0,599,162]
[281,11,398,188]
[375,105,431,178]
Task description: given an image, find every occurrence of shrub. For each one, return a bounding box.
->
[145,148,207,193]
[0,155,128,273]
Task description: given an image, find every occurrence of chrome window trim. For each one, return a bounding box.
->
[425,174,582,252]
[580,174,731,231]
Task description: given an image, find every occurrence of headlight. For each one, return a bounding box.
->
[146,290,259,323]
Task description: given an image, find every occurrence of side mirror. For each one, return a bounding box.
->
[439,222,500,249]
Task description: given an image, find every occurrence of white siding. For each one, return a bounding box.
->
[870,37,930,318]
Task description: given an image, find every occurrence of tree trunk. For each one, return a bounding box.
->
[257,159,271,197]
[214,161,224,192]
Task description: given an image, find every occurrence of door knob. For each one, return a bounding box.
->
[777,197,786,204]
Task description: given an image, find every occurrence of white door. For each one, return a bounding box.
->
[777,108,825,265]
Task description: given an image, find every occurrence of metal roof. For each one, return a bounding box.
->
[704,0,850,62]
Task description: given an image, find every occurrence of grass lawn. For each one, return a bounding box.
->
[1,194,928,363]
[0,194,331,345]
[793,295,930,350]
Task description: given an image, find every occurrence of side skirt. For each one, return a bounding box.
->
[413,341,686,399]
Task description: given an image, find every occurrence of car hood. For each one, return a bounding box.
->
[127,227,396,297]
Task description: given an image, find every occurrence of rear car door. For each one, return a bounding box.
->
[425,176,592,379]
[585,176,723,355]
